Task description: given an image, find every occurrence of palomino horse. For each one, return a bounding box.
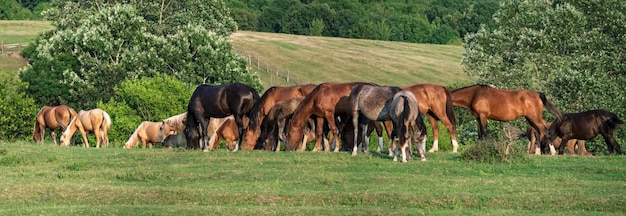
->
[285,82,372,152]
[390,90,427,162]
[451,84,563,154]
[526,122,590,156]
[124,121,165,149]
[402,84,458,153]
[184,83,259,150]
[549,109,624,155]
[257,97,316,151]
[33,105,78,145]
[60,109,111,148]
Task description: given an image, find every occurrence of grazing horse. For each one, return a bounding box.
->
[526,122,590,156]
[257,97,316,151]
[33,105,78,145]
[450,84,563,154]
[349,83,405,156]
[390,91,427,162]
[402,84,458,153]
[60,109,111,148]
[549,109,624,155]
[285,82,372,152]
[163,133,187,148]
[124,121,165,149]
[184,83,259,151]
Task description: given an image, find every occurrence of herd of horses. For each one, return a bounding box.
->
[33,82,625,162]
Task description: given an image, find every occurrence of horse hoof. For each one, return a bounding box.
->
[428,149,437,153]
[421,158,427,161]
[393,158,398,162]
[351,152,357,156]
[402,160,408,163]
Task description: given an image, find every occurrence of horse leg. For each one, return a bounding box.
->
[311,117,324,152]
[93,127,102,148]
[413,124,428,161]
[576,140,592,156]
[324,112,341,153]
[79,128,89,148]
[601,132,622,155]
[566,139,577,155]
[383,121,394,156]
[371,121,384,153]
[439,113,459,153]
[427,115,439,152]
[351,110,360,156]
[198,116,210,151]
[51,131,57,145]
[142,139,147,149]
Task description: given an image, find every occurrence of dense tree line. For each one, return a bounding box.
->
[0,0,49,19]
[462,0,626,154]
[228,0,499,44]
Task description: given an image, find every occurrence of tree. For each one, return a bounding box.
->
[463,0,626,154]
[20,0,262,109]
[0,71,38,141]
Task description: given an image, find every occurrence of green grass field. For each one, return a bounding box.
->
[1,141,625,215]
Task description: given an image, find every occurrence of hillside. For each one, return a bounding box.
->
[0,21,470,88]
[231,31,469,87]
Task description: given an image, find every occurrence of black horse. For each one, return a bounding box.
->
[549,109,624,155]
[184,83,259,151]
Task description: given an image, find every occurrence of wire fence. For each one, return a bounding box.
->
[235,49,307,87]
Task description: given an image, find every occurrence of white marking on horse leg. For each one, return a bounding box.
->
[549,144,556,155]
[377,137,383,153]
[428,140,439,152]
[420,137,427,161]
[452,140,459,153]
[534,147,541,155]
[401,144,408,163]
[388,138,395,157]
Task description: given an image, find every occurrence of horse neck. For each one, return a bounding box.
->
[450,86,479,108]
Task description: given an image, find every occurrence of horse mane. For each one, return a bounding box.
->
[248,86,277,130]
[124,121,147,148]
[452,84,490,92]
[163,112,187,132]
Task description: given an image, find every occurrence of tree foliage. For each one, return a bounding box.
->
[463,0,626,154]
[19,0,262,109]
[0,72,38,141]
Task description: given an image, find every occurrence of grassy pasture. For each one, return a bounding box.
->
[1,141,625,215]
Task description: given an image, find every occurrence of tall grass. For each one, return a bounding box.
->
[1,141,625,215]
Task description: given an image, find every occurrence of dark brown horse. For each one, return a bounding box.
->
[451,84,563,154]
[390,90,428,162]
[402,84,458,153]
[257,97,316,151]
[549,109,624,155]
[526,122,591,156]
[184,83,259,151]
[285,82,372,152]
[33,105,78,145]
[243,84,317,148]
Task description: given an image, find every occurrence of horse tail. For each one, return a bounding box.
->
[539,92,563,121]
[247,86,266,130]
[33,108,44,142]
[102,111,112,130]
[603,113,625,132]
[444,88,457,126]
[124,122,144,148]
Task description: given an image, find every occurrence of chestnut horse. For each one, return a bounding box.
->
[60,109,111,148]
[549,109,624,155]
[402,84,458,153]
[124,121,165,149]
[390,90,427,162]
[285,82,372,152]
[257,97,316,151]
[33,105,78,145]
[451,84,563,154]
[244,84,317,147]
[184,83,259,151]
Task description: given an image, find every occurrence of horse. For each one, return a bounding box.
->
[124,121,166,149]
[32,105,78,145]
[549,109,624,155]
[402,84,458,153]
[184,83,259,151]
[390,90,427,162]
[163,133,186,148]
[450,84,563,154]
[285,82,372,152]
[159,112,187,136]
[257,97,316,151]
[349,83,404,156]
[526,122,591,156]
[60,109,111,148]
[207,116,259,151]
